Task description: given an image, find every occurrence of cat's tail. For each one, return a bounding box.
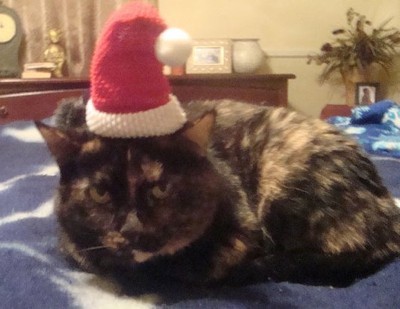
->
[237,243,400,288]
[370,197,400,260]
[386,199,400,255]
[238,200,400,287]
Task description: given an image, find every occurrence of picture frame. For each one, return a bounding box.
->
[146,0,158,8]
[355,82,379,105]
[185,39,232,74]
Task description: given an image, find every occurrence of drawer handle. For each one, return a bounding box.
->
[0,106,9,118]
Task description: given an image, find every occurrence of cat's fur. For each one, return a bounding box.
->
[37,99,400,286]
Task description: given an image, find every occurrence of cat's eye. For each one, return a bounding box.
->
[151,183,171,199]
[89,187,111,204]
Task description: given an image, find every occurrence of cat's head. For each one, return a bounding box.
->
[37,112,222,268]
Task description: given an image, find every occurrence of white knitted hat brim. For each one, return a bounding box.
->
[86,95,187,138]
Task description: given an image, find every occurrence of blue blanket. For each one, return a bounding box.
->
[1,120,400,308]
[328,100,400,158]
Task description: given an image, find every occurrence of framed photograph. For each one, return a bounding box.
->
[355,83,379,105]
[186,39,232,74]
[146,0,158,8]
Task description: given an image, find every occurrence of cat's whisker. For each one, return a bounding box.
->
[79,245,110,252]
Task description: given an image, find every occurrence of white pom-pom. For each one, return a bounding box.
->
[155,28,192,67]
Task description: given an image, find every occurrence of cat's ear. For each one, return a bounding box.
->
[35,121,81,165]
[182,111,215,153]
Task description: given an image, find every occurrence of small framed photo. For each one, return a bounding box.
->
[186,39,232,74]
[355,83,379,105]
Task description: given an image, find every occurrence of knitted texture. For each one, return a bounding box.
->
[86,1,187,138]
[86,95,186,138]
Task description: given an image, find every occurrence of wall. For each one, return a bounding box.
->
[159,0,400,117]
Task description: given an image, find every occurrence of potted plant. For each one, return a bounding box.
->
[307,8,400,105]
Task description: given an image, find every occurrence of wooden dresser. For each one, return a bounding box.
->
[169,73,295,107]
[0,74,295,123]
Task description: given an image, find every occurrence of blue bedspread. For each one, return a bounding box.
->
[1,120,400,309]
[328,100,400,158]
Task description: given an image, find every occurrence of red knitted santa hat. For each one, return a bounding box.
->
[86,1,192,138]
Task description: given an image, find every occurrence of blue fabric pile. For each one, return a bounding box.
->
[328,100,400,157]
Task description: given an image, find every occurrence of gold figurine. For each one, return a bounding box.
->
[44,28,65,77]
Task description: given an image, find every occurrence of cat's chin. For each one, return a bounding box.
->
[132,250,155,263]
[96,228,200,264]
[132,238,196,263]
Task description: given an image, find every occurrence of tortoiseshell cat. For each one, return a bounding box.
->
[37,99,400,286]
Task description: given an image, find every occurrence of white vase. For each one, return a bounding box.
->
[232,39,264,73]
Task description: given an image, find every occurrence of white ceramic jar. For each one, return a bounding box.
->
[232,39,264,73]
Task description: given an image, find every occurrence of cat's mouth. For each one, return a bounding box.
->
[100,229,191,264]
[89,210,175,263]
[92,208,206,263]
[72,223,193,263]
